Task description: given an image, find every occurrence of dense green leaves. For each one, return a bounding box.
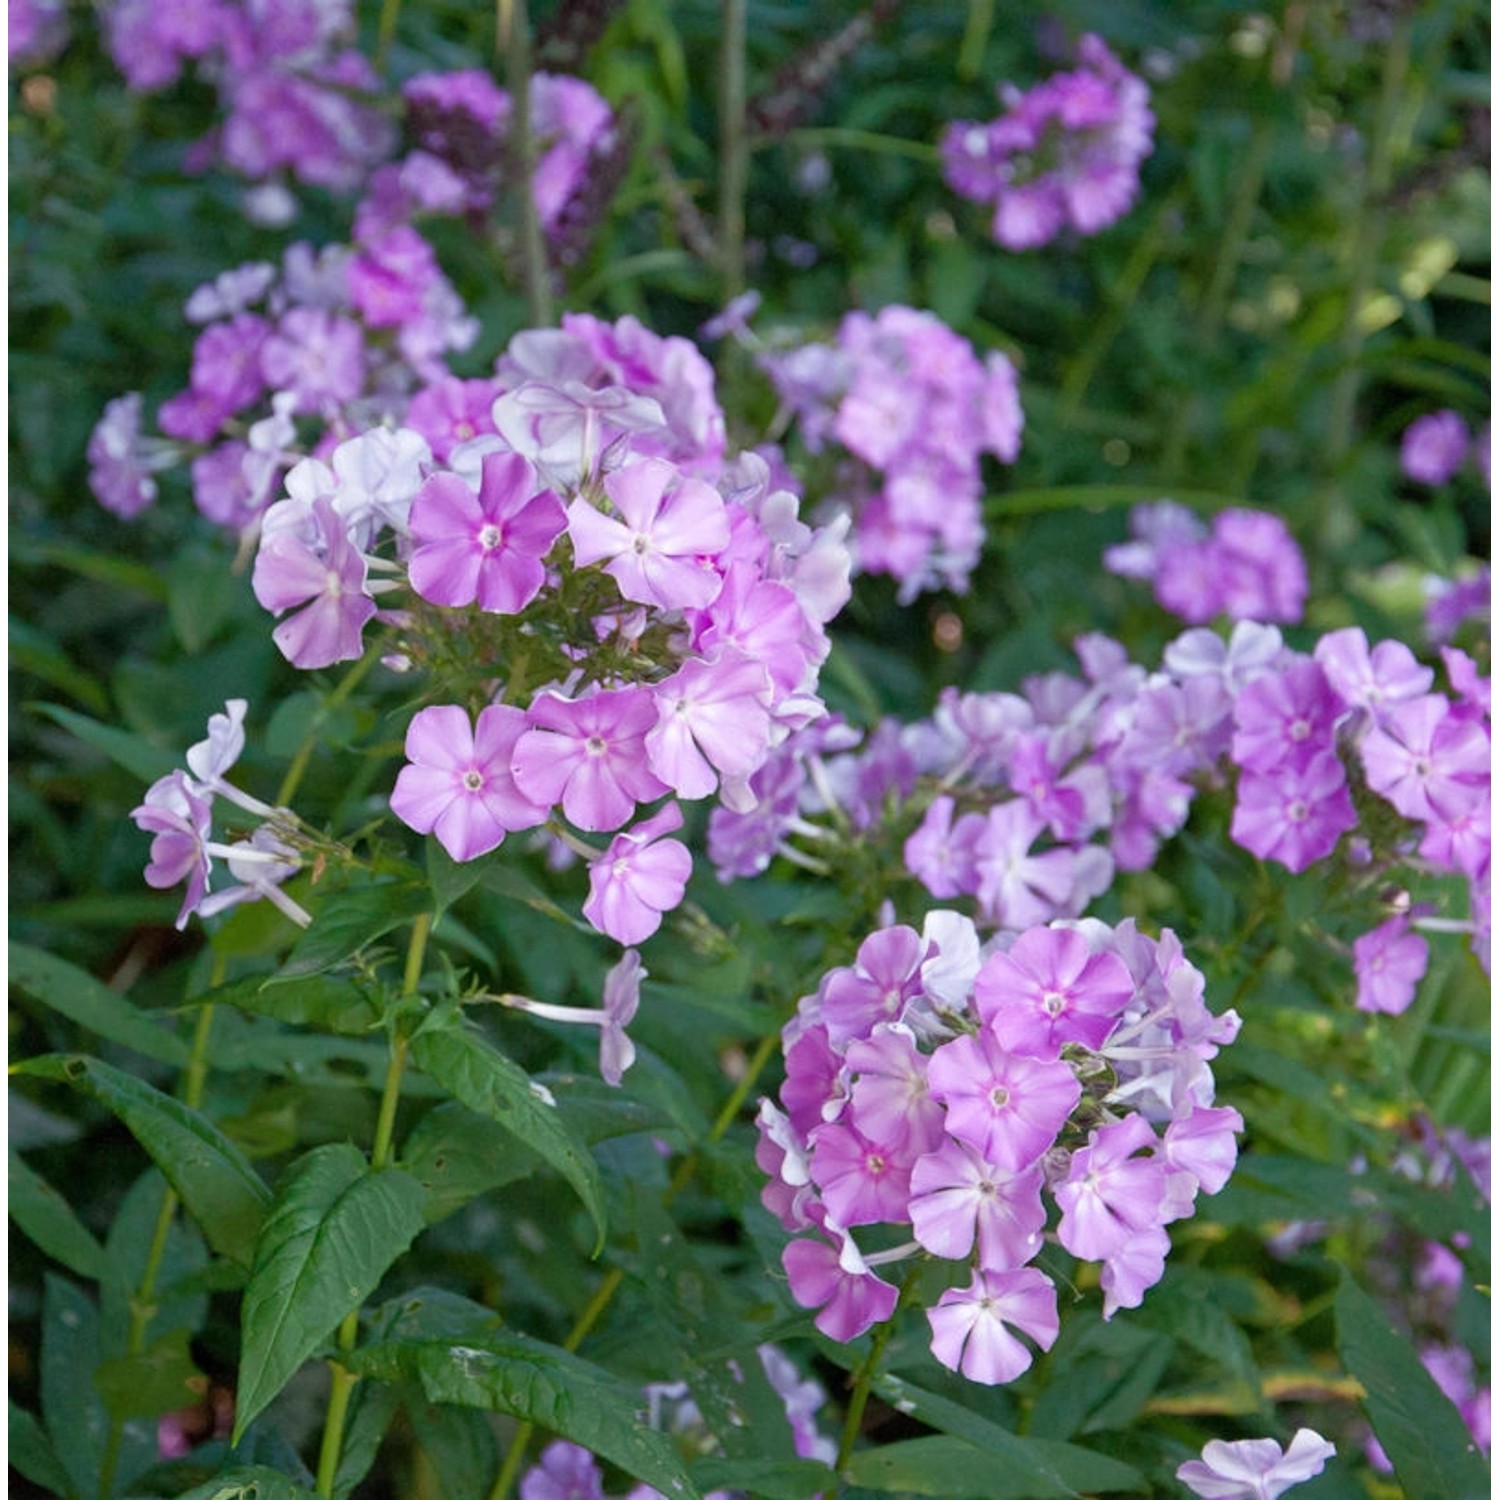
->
[1335,1273,1490,1500]
[272,883,432,981]
[409,1015,608,1251]
[844,1434,1141,1498]
[350,1318,700,1498]
[8,1147,108,1280]
[12,1055,269,1266]
[234,1144,427,1440]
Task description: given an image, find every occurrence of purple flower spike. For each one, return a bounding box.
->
[582,804,693,946]
[926,1267,1059,1386]
[1176,1428,1336,1500]
[408,451,566,613]
[391,703,547,861]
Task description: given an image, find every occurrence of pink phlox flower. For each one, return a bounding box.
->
[1055,1114,1167,1261]
[1313,627,1433,725]
[975,925,1135,1057]
[1423,567,1491,646]
[693,563,813,699]
[188,313,271,419]
[782,1228,900,1342]
[645,649,775,806]
[1360,693,1489,823]
[1164,622,1285,695]
[1105,501,1208,581]
[493,380,668,491]
[1210,509,1308,624]
[1352,916,1430,1015]
[1440,646,1491,723]
[1417,783,1490,878]
[1162,1104,1244,1205]
[705,748,805,879]
[1099,1223,1170,1318]
[1119,675,1233,777]
[756,1102,816,1231]
[1007,733,1096,840]
[926,1029,1080,1172]
[570,457,729,611]
[1230,751,1357,873]
[511,686,669,833]
[908,1139,1046,1270]
[408,452,565,613]
[972,800,1083,930]
[932,686,1036,781]
[88,392,168,520]
[1401,409,1470,486]
[917,910,983,1021]
[390,703,547,861]
[131,771,214,930]
[185,261,276,324]
[1230,657,1343,775]
[324,426,433,547]
[348,224,441,329]
[259,307,366,413]
[1175,1428,1336,1500]
[195,827,309,928]
[581,803,693,946]
[807,1117,915,1226]
[519,1438,607,1500]
[252,494,377,669]
[780,1024,848,1140]
[843,1024,945,1159]
[816,925,932,1046]
[405,376,502,462]
[925,1267,1060,1386]
[758,1345,837,1466]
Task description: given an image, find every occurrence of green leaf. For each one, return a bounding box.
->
[845,1434,1141,1498]
[409,1018,607,1252]
[8,1398,73,1496]
[175,1467,322,1500]
[9,615,110,715]
[8,1147,109,1280]
[11,536,170,602]
[272,883,431,981]
[95,1328,203,1422]
[1335,1272,1490,1500]
[203,973,382,1036]
[348,1329,699,1499]
[872,1373,1146,1493]
[27,701,180,784]
[332,1380,402,1500]
[167,544,238,653]
[9,940,190,1067]
[406,1399,498,1500]
[234,1144,426,1441]
[426,835,486,917]
[689,1458,833,1499]
[13,1055,270,1268]
[40,1274,108,1499]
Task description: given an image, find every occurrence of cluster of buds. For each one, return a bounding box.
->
[757,911,1242,1383]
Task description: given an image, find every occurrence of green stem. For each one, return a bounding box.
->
[829,1265,920,1487]
[275,649,380,808]
[314,915,428,1494]
[958,0,995,81]
[374,0,403,72]
[718,0,748,305]
[498,0,553,327]
[98,963,224,1498]
[774,126,940,164]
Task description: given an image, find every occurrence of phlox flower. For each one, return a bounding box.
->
[1230,752,1357,873]
[493,380,667,491]
[519,1439,606,1500]
[252,495,376,670]
[817,926,932,1046]
[500,949,644,1087]
[782,1227,900,1342]
[904,795,983,899]
[925,1267,1059,1386]
[1352,916,1429,1016]
[972,800,1086,929]
[408,452,566,613]
[908,1140,1046,1270]
[974,925,1135,1057]
[131,771,214,930]
[1176,1428,1335,1500]
[807,1119,914,1227]
[511,687,669,833]
[1230,658,1343,775]
[1054,1114,1166,1261]
[88,392,166,520]
[1401,410,1470,486]
[844,1024,945,1159]
[1313,627,1433,722]
[195,828,310,928]
[581,804,692,946]
[390,703,546,861]
[645,650,774,805]
[259,307,366,413]
[569,457,729,611]
[1360,694,1490,824]
[926,1030,1080,1172]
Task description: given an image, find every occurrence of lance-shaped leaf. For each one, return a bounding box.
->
[1335,1271,1489,1500]
[409,1018,606,1252]
[8,1148,108,1280]
[12,1055,269,1267]
[272,883,432,981]
[9,940,190,1067]
[202,972,382,1036]
[348,1327,698,1499]
[9,1398,73,1497]
[176,1468,321,1500]
[234,1144,426,1441]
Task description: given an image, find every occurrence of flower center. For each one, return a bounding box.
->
[462,769,484,792]
[478,523,503,551]
[990,1086,1010,1110]
[1042,990,1066,1017]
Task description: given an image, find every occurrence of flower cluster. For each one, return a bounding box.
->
[1400,409,1490,489]
[518,1346,835,1499]
[1104,501,1308,625]
[757,912,1242,1382]
[245,313,849,966]
[100,0,394,219]
[941,34,1154,250]
[129,700,314,931]
[760,304,1023,599]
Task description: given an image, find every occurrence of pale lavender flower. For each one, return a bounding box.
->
[87,393,165,520]
[1401,410,1470,486]
[1230,753,1357,873]
[1176,1428,1335,1499]
[582,804,693,946]
[926,1267,1059,1385]
[908,1140,1046,1270]
[1352,916,1429,1016]
[131,771,213,930]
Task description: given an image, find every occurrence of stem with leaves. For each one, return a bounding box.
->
[313,913,429,1496]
